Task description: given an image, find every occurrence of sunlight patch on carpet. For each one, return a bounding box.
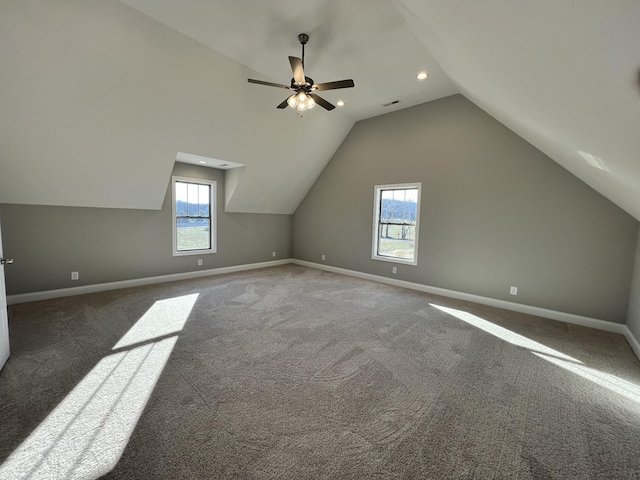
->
[0,293,199,479]
[430,304,581,363]
[0,337,177,479]
[533,352,640,404]
[113,293,199,349]
[432,303,640,405]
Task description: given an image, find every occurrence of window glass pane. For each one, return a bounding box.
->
[399,188,417,225]
[377,224,415,261]
[175,182,188,216]
[176,218,211,251]
[380,190,394,225]
[198,184,210,217]
[187,183,199,216]
[381,189,418,224]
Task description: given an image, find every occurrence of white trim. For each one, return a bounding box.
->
[7,259,291,305]
[622,325,640,361]
[172,175,217,256]
[291,259,628,335]
[371,183,421,267]
[8,257,639,363]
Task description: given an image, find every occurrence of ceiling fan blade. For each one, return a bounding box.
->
[310,94,335,111]
[276,97,290,109]
[313,79,355,91]
[289,56,306,85]
[248,78,290,89]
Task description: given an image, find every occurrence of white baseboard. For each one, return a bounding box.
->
[291,260,628,336]
[7,259,292,305]
[8,257,639,363]
[622,326,640,361]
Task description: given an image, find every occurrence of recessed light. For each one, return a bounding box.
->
[198,160,208,164]
[416,71,428,80]
[336,100,345,107]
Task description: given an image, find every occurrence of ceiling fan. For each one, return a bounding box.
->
[248,33,354,112]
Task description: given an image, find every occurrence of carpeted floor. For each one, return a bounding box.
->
[1,265,639,479]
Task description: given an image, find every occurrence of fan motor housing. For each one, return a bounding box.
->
[291,77,314,91]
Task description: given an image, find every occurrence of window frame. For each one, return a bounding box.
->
[171,175,217,257]
[371,182,421,266]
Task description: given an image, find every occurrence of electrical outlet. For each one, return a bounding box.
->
[321,254,326,261]
[392,267,397,274]
[71,271,79,280]
[510,286,518,295]
[197,259,203,266]
[272,251,276,257]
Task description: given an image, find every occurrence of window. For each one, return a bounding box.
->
[372,183,421,265]
[172,176,216,256]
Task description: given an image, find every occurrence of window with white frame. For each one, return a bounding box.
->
[372,183,421,265]
[172,176,216,256]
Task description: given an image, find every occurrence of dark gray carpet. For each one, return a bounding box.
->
[1,265,639,479]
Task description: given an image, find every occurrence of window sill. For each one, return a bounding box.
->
[173,249,216,257]
[372,255,417,266]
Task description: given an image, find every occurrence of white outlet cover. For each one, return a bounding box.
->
[322,255,326,260]
[392,267,397,274]
[510,286,518,295]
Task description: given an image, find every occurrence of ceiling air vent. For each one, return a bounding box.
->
[382,100,400,107]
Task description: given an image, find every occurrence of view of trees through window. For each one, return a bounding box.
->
[377,187,418,261]
[175,181,212,252]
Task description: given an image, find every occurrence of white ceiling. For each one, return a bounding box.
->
[397,0,640,221]
[119,0,458,121]
[1,1,639,220]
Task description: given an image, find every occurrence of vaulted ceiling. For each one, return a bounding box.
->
[1,1,639,220]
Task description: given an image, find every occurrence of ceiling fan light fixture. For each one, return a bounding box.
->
[336,100,345,107]
[290,91,315,112]
[247,33,354,112]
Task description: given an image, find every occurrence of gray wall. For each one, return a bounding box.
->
[627,232,640,339]
[0,0,353,214]
[293,95,638,323]
[0,163,292,295]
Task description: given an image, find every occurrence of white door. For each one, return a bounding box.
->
[0,220,11,372]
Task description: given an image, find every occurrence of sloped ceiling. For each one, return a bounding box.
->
[1,0,639,220]
[396,0,640,221]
